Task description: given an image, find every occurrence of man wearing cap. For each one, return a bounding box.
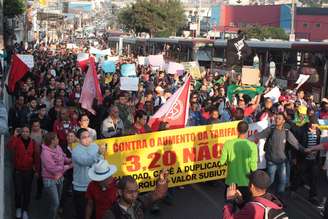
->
[223,170,285,219]
[85,160,118,219]
[319,99,328,119]
[154,86,166,111]
[294,105,309,127]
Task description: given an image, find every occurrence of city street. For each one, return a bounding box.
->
[3,0,328,219]
[29,177,326,219]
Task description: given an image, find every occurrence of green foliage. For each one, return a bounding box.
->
[242,25,289,41]
[4,0,26,18]
[118,0,187,37]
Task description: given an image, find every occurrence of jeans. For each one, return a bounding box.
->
[267,161,287,194]
[43,177,64,219]
[14,170,34,211]
[73,190,87,219]
[300,159,319,198]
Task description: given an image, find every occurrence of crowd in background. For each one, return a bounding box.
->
[5,37,328,219]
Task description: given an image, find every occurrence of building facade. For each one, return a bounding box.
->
[211,4,328,41]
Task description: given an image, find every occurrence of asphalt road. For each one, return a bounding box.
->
[29,178,326,219]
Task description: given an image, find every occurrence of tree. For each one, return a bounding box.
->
[118,0,186,37]
[242,25,288,41]
[4,0,26,18]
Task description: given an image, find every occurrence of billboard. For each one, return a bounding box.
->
[65,1,93,14]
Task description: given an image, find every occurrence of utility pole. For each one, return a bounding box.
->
[289,0,296,41]
[197,0,201,37]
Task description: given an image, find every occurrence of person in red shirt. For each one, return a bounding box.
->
[319,100,328,119]
[130,110,151,135]
[239,94,261,117]
[85,160,118,219]
[53,108,78,146]
[230,94,260,119]
[7,125,39,219]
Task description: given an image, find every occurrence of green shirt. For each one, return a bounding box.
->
[220,138,258,186]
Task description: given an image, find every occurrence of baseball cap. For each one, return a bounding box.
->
[321,98,328,104]
[278,96,288,102]
[298,105,307,115]
[249,170,271,190]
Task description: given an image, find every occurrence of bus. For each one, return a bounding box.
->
[105,37,328,100]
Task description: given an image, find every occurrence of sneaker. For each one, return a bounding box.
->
[16,208,22,218]
[317,197,327,210]
[22,211,29,219]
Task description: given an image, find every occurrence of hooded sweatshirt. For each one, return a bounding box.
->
[41,144,71,180]
[223,193,284,219]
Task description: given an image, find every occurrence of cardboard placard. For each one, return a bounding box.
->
[138,56,148,66]
[167,62,185,75]
[102,60,116,73]
[148,55,164,67]
[241,67,260,85]
[120,77,139,91]
[182,62,201,79]
[121,64,136,77]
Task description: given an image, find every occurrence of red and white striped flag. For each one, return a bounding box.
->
[148,76,191,131]
[7,54,34,93]
[77,52,89,72]
[79,58,103,115]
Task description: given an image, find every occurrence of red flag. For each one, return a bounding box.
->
[79,58,103,115]
[77,53,89,72]
[148,76,191,131]
[7,54,32,93]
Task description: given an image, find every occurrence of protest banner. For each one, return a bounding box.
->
[182,62,201,79]
[319,119,328,130]
[148,55,165,67]
[101,60,116,73]
[107,56,119,62]
[264,87,281,103]
[120,77,139,91]
[121,63,136,77]
[96,121,239,192]
[295,74,310,90]
[248,120,270,169]
[241,67,260,85]
[167,62,184,75]
[138,56,148,66]
[90,47,111,57]
[90,47,101,55]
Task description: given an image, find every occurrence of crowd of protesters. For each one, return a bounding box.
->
[5,36,328,219]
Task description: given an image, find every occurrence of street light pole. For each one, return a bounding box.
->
[289,0,296,41]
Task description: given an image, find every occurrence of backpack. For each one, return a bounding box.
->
[263,126,289,152]
[250,201,289,219]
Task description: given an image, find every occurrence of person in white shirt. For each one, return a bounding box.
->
[101,106,124,138]
[78,114,97,141]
